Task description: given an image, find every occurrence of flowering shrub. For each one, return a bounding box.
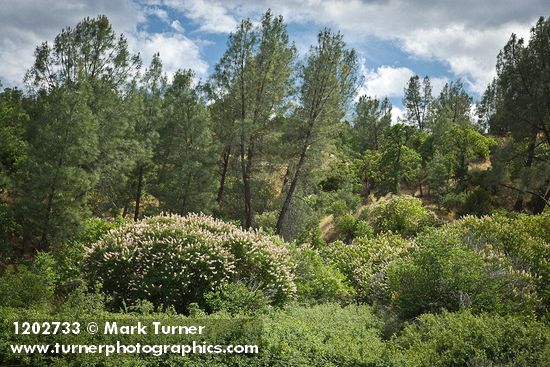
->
[85,213,295,312]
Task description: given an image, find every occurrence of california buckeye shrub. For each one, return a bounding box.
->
[85,213,295,312]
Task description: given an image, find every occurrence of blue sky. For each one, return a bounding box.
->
[1,0,546,117]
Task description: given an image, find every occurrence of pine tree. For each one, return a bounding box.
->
[276,29,359,235]
[127,54,165,221]
[488,17,550,211]
[15,80,99,250]
[0,87,28,192]
[24,15,141,216]
[352,95,391,152]
[210,10,295,227]
[153,70,217,214]
[403,75,432,131]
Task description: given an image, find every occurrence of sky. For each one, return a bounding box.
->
[0,0,547,118]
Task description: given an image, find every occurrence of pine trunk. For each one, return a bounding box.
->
[133,165,143,222]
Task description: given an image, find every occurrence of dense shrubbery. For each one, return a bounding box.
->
[204,283,270,315]
[85,213,295,312]
[260,303,385,366]
[323,233,414,303]
[292,246,354,304]
[0,203,20,261]
[334,212,373,242]
[389,310,549,367]
[446,213,550,316]
[364,195,439,237]
[0,211,548,366]
[387,233,538,319]
[0,252,57,308]
[2,298,547,367]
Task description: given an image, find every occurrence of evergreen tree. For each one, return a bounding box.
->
[276,29,359,235]
[352,95,391,152]
[403,75,432,131]
[24,15,141,216]
[489,17,550,212]
[430,80,472,142]
[15,81,99,250]
[378,124,422,195]
[210,10,295,227]
[153,70,217,214]
[0,87,28,192]
[127,54,165,221]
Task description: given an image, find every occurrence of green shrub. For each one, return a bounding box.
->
[388,228,539,319]
[366,195,439,237]
[58,217,125,284]
[335,213,373,242]
[204,283,270,315]
[0,203,21,261]
[443,187,494,216]
[293,246,354,305]
[85,213,295,312]
[389,310,549,367]
[324,233,414,303]
[254,210,277,233]
[260,303,386,366]
[441,191,466,212]
[327,198,351,217]
[0,265,53,308]
[446,213,550,316]
[0,252,60,308]
[32,251,59,289]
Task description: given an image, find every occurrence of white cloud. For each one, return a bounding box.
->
[359,65,414,98]
[430,77,449,97]
[160,0,238,33]
[171,19,185,32]
[0,0,144,86]
[146,7,170,23]
[130,32,209,79]
[184,0,543,95]
[0,0,209,87]
[400,23,531,93]
[357,63,449,104]
[391,105,405,125]
[0,0,544,96]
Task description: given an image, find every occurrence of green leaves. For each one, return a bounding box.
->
[367,195,439,237]
[390,310,549,367]
[15,82,99,248]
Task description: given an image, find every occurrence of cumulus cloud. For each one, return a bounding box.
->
[171,19,185,32]
[359,66,414,98]
[146,7,170,23]
[163,0,543,94]
[0,0,210,87]
[357,64,448,101]
[131,31,209,79]
[430,76,449,97]
[1,0,545,95]
[391,105,405,125]
[159,0,238,33]
[400,23,531,93]
[0,0,142,85]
